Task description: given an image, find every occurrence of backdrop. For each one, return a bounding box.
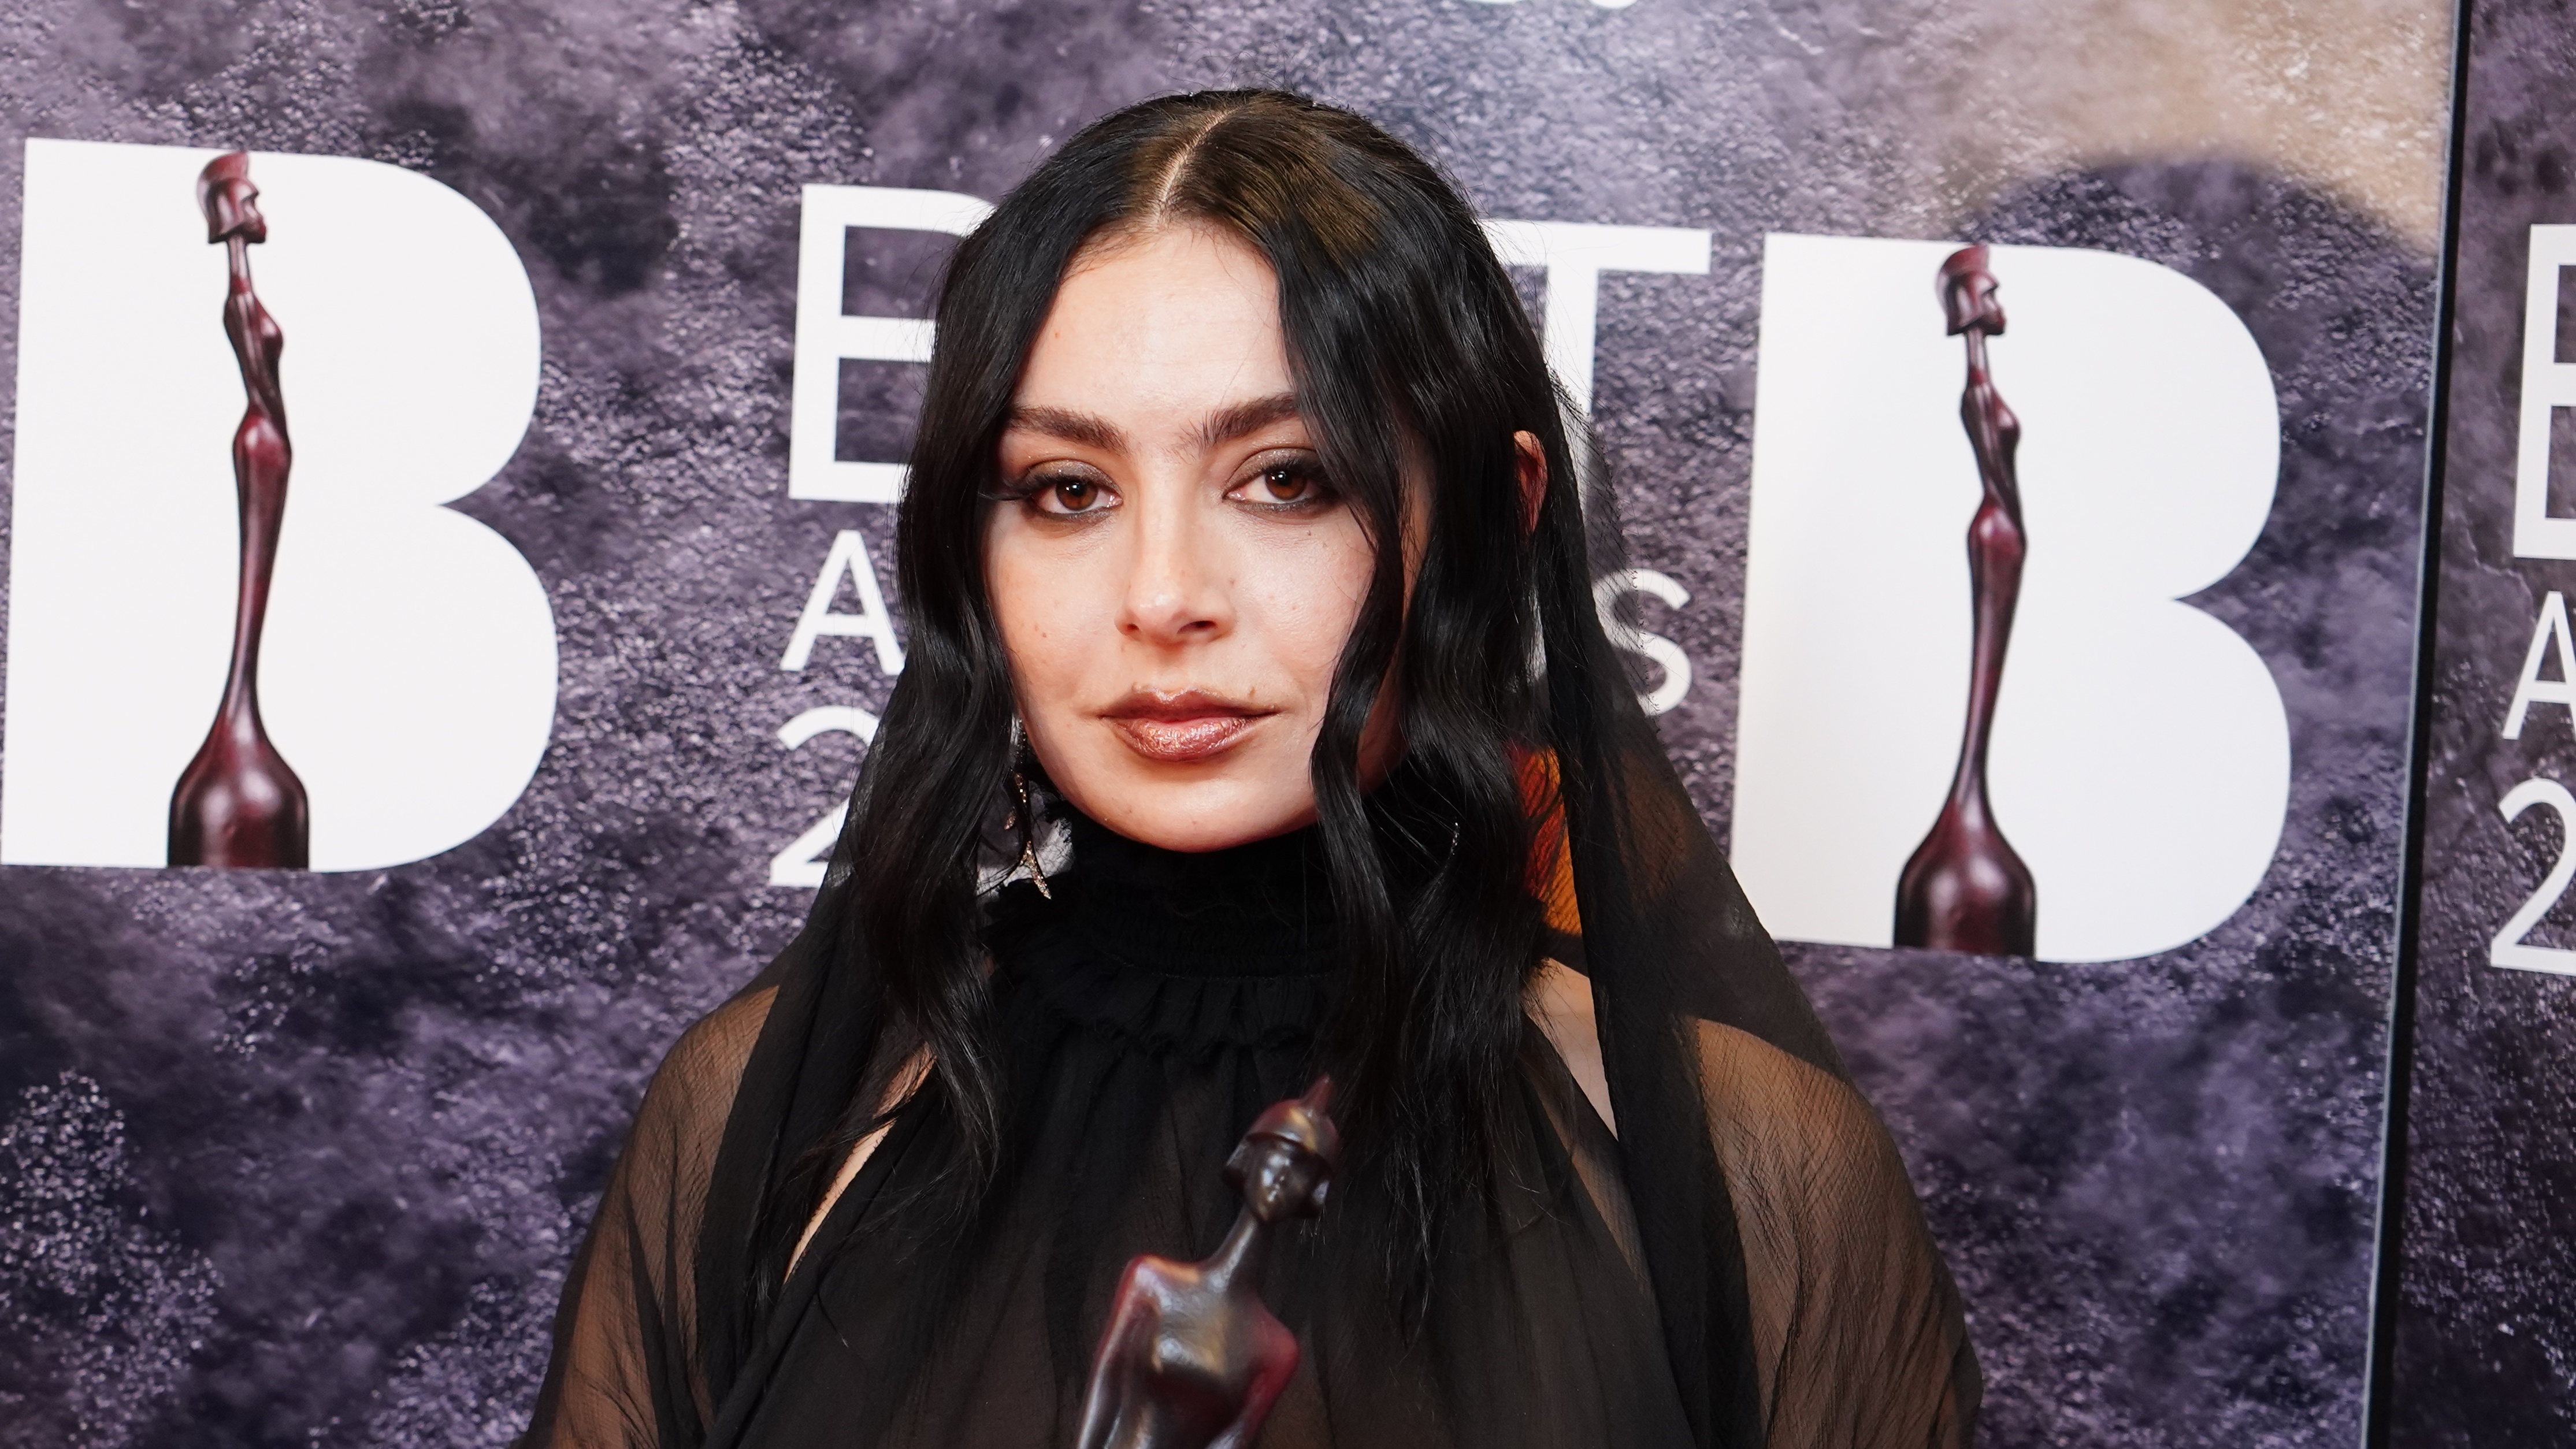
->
[2385,2,2576,1444]
[0,1,2448,1446]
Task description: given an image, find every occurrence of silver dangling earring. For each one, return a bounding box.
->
[1007,718,1052,900]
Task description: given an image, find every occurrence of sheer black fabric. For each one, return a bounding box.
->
[528,787,1979,1448]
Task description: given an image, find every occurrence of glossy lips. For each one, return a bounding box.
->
[1103,690,1275,763]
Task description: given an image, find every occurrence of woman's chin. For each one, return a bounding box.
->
[1060,772,1319,854]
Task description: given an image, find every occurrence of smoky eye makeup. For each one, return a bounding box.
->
[993,463,1121,518]
[1226,451,1338,514]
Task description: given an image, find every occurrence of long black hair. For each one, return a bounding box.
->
[708,91,1842,1444]
[806,88,1577,1249]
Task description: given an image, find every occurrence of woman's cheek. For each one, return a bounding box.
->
[1259,531,1373,692]
[990,548,1079,720]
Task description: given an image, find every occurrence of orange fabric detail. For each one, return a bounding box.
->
[1515,748,1583,938]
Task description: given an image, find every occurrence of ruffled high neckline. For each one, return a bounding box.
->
[1048,808,1338,977]
[983,809,1341,1061]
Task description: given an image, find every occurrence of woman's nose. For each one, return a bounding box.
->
[1117,500,1230,645]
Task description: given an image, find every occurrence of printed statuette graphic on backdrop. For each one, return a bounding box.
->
[1734,235,2289,964]
[1,139,558,872]
[1892,246,2037,956]
[167,151,310,871]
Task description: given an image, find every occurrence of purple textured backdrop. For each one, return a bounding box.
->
[0,2,2429,1445]
[2388,2,2576,1444]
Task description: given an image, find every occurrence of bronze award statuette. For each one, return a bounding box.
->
[169,151,310,870]
[1893,244,2036,956]
[1074,1079,1338,1449]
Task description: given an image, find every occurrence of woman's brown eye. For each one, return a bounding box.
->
[1259,467,1309,503]
[1052,478,1100,511]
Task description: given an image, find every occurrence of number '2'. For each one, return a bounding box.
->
[2494,777,2576,974]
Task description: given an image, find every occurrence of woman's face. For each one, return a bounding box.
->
[985,222,1402,852]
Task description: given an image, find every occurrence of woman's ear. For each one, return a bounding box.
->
[1513,430,1547,537]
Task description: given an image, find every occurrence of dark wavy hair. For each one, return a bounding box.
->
[749,88,1638,1309]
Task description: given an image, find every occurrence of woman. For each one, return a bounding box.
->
[528,90,1979,1449]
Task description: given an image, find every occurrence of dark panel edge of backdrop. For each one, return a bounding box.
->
[2363,1,2477,1443]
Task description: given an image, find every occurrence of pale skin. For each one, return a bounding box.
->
[789,221,1608,1274]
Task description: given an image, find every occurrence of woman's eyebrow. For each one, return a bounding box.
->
[1200,392,1302,449]
[1005,405,1126,452]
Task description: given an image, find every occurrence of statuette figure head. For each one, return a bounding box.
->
[197,151,266,245]
[1223,1078,1338,1224]
[1939,244,2004,336]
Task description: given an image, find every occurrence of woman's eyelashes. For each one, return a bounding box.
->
[1018,469,1119,517]
[1002,452,1336,520]
[1224,455,1337,514]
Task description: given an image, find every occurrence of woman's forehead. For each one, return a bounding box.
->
[1012,224,1300,451]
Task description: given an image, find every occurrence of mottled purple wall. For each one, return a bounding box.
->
[2388,2,2576,1444]
[0,2,2433,1446]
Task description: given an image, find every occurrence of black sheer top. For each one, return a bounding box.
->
[527,809,1979,1448]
